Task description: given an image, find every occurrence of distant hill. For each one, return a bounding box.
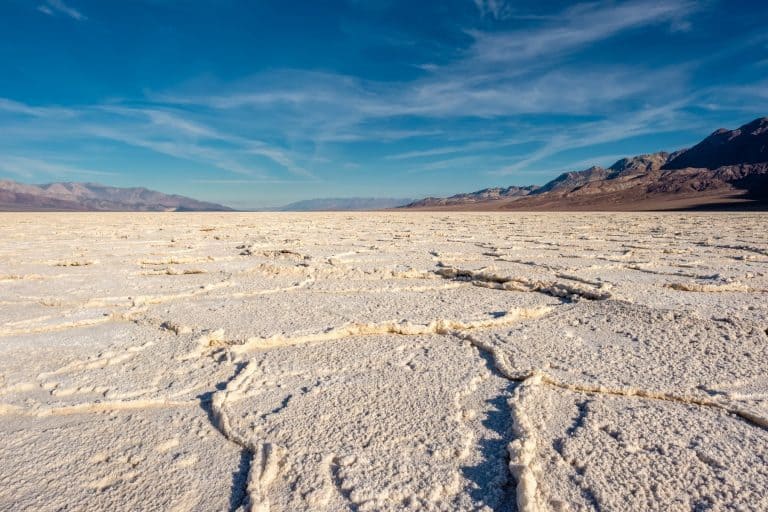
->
[0,180,233,211]
[277,197,413,211]
[402,117,768,211]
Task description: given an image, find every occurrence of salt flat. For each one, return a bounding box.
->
[0,212,767,512]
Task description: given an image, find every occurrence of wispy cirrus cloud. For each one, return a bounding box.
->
[0,100,312,179]
[473,0,512,20]
[0,156,115,180]
[0,98,75,118]
[37,0,86,21]
[386,142,494,161]
[472,0,556,21]
[385,133,543,161]
[467,1,695,65]
[93,106,312,177]
[158,1,698,126]
[489,100,700,175]
[191,178,320,184]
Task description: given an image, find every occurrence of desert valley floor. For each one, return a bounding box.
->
[1,212,767,512]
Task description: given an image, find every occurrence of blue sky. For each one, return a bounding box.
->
[1,0,767,208]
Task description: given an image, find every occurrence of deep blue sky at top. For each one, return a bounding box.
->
[1,0,767,207]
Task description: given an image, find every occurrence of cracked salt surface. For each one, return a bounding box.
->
[0,212,767,511]
[510,380,768,511]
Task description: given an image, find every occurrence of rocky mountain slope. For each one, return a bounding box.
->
[404,117,768,210]
[406,186,538,208]
[0,180,233,211]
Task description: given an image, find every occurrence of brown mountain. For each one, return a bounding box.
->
[0,180,233,211]
[534,166,610,194]
[663,117,768,170]
[403,117,768,211]
[406,185,539,208]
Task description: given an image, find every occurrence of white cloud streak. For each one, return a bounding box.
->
[473,0,512,20]
[0,98,75,118]
[0,101,312,179]
[0,156,115,180]
[191,179,320,184]
[466,1,695,65]
[37,0,86,21]
[489,100,699,175]
[158,1,698,126]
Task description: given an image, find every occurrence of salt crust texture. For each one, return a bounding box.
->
[0,212,767,511]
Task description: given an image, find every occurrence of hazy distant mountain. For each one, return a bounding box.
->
[403,117,768,211]
[277,197,413,211]
[0,180,233,211]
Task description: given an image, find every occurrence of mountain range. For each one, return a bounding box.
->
[2,117,766,212]
[0,181,232,212]
[404,117,768,211]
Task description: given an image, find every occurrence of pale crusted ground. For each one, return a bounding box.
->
[0,212,767,512]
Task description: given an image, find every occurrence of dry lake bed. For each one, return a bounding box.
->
[1,212,767,512]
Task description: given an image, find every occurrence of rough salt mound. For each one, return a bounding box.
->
[215,334,516,511]
[510,382,768,511]
[1,408,241,511]
[472,300,768,421]
[0,212,766,511]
